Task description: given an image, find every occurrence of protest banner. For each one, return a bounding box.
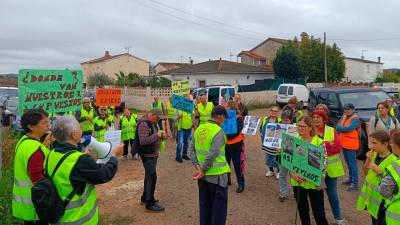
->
[171,80,190,95]
[263,123,297,148]
[172,94,194,114]
[242,116,261,135]
[18,69,83,114]
[104,129,121,150]
[95,88,121,106]
[222,110,237,134]
[280,133,324,186]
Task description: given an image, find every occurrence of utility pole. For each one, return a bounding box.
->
[324,32,328,85]
[123,45,132,100]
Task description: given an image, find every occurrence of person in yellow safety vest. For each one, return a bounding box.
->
[150,96,165,130]
[386,97,398,118]
[282,96,304,123]
[119,108,138,160]
[357,130,397,224]
[75,97,97,136]
[166,96,177,138]
[48,116,123,225]
[191,105,230,225]
[379,129,400,225]
[196,93,214,126]
[175,108,193,162]
[312,110,345,225]
[93,106,113,142]
[289,116,329,225]
[12,109,52,224]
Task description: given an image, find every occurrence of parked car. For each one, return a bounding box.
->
[192,85,236,106]
[380,87,399,102]
[308,87,394,160]
[0,87,18,98]
[276,84,309,108]
[2,97,18,126]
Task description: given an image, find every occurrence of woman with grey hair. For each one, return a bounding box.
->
[47,116,123,224]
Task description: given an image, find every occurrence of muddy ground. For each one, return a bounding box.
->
[97,108,370,225]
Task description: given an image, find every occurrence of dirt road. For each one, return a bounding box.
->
[97,109,370,225]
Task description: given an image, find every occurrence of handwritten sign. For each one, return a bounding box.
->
[280,133,324,186]
[95,88,121,106]
[263,123,297,148]
[172,80,190,95]
[242,116,261,135]
[105,129,121,150]
[18,69,83,114]
[222,110,237,134]
[172,94,194,114]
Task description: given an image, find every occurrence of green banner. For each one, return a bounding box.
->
[280,133,324,186]
[18,69,83,114]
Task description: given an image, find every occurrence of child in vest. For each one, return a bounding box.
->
[380,129,400,225]
[357,130,397,224]
[119,108,138,160]
[260,106,281,178]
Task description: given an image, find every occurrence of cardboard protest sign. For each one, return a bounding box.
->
[172,94,194,114]
[222,110,237,134]
[280,133,324,186]
[242,116,261,135]
[171,80,190,95]
[18,69,83,114]
[95,88,121,106]
[105,129,121,149]
[263,123,297,148]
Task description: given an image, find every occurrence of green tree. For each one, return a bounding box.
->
[146,76,171,88]
[115,71,146,87]
[273,42,301,81]
[87,73,114,88]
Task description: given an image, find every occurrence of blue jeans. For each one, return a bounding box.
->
[176,129,191,160]
[342,148,359,184]
[325,176,342,220]
[265,154,279,168]
[278,164,289,196]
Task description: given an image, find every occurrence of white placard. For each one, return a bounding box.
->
[104,130,121,149]
[263,123,297,148]
[242,116,261,135]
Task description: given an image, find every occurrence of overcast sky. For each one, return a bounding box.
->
[1,0,400,73]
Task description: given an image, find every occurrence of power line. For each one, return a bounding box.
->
[146,0,269,37]
[328,37,400,42]
[131,0,261,41]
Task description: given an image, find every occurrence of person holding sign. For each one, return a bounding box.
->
[196,93,214,126]
[175,108,193,162]
[225,101,245,193]
[75,97,97,136]
[119,108,138,160]
[93,106,113,142]
[12,109,51,225]
[290,116,329,225]
[166,96,177,138]
[282,96,304,123]
[312,110,345,225]
[379,130,400,225]
[191,105,230,225]
[260,106,282,178]
[357,130,397,225]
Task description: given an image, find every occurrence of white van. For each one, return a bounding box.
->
[276,84,309,108]
[192,85,236,106]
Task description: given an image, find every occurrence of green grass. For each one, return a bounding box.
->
[0,128,23,225]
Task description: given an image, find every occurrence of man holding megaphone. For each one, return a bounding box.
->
[46,116,123,224]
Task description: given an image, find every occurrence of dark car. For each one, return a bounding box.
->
[380,87,398,102]
[308,87,393,160]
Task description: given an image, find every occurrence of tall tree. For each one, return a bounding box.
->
[273,42,301,81]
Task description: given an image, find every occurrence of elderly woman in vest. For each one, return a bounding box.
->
[368,101,399,136]
[225,101,245,193]
[386,97,398,118]
[380,130,400,225]
[357,131,397,225]
[290,116,329,225]
[312,110,345,225]
[46,116,123,224]
[336,103,361,192]
[13,109,51,225]
[282,96,304,123]
[120,108,138,160]
[93,106,113,142]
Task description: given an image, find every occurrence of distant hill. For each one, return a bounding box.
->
[0,73,17,77]
[384,68,400,73]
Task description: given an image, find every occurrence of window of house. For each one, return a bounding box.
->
[260,60,266,65]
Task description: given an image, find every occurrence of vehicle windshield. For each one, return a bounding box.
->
[278,86,287,95]
[0,88,18,97]
[8,98,18,107]
[339,91,389,109]
[221,88,235,100]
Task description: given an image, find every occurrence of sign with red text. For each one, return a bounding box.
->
[95,88,121,106]
[18,69,83,114]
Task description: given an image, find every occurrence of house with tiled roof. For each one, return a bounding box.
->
[153,62,190,75]
[160,59,274,88]
[80,51,150,84]
[345,57,384,82]
[238,38,288,66]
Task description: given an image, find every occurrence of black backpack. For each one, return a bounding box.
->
[31,150,76,223]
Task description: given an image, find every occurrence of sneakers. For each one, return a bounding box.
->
[278,194,288,202]
[182,155,190,161]
[276,172,280,179]
[265,171,275,177]
[346,183,359,192]
[146,203,165,212]
[333,219,345,225]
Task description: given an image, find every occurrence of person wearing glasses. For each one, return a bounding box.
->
[93,106,113,142]
[75,97,97,136]
[385,97,398,118]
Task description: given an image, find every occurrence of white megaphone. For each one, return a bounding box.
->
[81,135,112,164]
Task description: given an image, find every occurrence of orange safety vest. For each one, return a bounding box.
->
[339,114,360,150]
[226,133,244,145]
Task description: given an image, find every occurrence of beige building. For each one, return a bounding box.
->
[238,38,288,66]
[81,51,150,83]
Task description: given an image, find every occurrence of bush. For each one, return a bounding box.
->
[87,73,114,88]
